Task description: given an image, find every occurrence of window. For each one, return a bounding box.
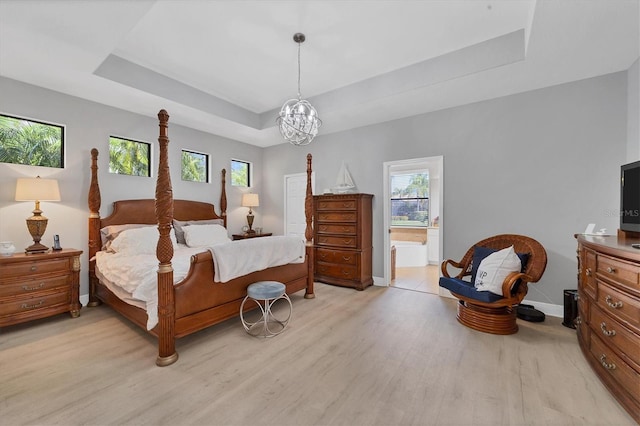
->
[0,114,65,168]
[109,136,151,177]
[181,149,209,183]
[231,159,251,187]
[391,172,429,227]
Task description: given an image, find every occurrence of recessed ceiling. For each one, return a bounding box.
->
[0,0,638,147]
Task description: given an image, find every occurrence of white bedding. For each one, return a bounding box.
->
[95,236,305,330]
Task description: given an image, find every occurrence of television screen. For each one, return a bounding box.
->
[621,160,640,232]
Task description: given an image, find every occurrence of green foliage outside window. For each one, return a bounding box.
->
[391,172,429,227]
[182,150,208,182]
[0,114,64,168]
[109,136,150,177]
[231,159,250,187]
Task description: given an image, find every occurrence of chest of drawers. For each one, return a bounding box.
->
[576,235,640,423]
[0,249,83,327]
[313,193,373,290]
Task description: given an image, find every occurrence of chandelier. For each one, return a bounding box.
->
[277,33,322,146]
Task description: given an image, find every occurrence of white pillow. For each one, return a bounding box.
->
[109,226,177,254]
[183,224,230,247]
[474,246,522,296]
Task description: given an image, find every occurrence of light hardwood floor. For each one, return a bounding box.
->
[391,265,440,294]
[0,283,635,426]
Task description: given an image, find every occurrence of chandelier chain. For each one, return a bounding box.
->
[297,40,301,99]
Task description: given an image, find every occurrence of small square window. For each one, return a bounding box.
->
[109,136,151,177]
[181,150,209,183]
[0,114,65,168]
[231,159,251,187]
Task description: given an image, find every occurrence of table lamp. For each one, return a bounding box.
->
[241,193,259,234]
[15,176,61,254]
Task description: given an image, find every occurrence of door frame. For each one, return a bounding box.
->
[382,156,444,292]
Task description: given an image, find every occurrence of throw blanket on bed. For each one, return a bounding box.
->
[209,235,305,282]
[95,236,305,330]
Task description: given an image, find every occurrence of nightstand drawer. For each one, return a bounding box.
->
[0,257,70,279]
[0,274,69,298]
[0,289,71,317]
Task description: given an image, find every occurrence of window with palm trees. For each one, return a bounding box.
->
[231,159,251,187]
[109,136,150,177]
[391,172,429,227]
[181,149,209,182]
[0,114,64,168]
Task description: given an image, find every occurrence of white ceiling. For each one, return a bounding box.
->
[0,0,638,147]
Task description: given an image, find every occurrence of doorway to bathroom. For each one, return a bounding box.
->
[383,156,443,295]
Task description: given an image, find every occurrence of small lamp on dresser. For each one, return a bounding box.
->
[15,176,61,254]
[241,193,259,234]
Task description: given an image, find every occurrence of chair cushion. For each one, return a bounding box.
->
[247,281,286,300]
[474,246,522,295]
[439,277,504,303]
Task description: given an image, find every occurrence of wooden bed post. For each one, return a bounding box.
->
[87,148,102,307]
[155,109,178,367]
[220,169,227,228]
[304,153,315,299]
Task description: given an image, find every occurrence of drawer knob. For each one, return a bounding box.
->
[605,295,623,309]
[22,282,45,291]
[21,300,44,310]
[599,354,616,370]
[606,266,616,273]
[600,322,616,337]
[30,265,37,272]
[575,316,582,325]
[585,268,592,277]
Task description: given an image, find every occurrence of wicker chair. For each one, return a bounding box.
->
[439,234,547,334]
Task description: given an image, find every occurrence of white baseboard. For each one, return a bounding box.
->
[372,276,563,318]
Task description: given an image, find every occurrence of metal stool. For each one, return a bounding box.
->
[240,281,292,337]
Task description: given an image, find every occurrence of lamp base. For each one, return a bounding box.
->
[25,242,49,254]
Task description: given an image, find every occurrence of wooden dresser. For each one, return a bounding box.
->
[576,234,640,423]
[313,193,373,290]
[0,249,83,327]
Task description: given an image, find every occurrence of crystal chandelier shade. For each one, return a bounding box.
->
[277,33,322,146]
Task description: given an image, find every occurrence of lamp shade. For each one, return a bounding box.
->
[241,193,259,208]
[15,177,61,201]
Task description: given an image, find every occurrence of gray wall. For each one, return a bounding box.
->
[0,71,631,306]
[0,77,264,298]
[263,72,629,306]
[628,58,640,162]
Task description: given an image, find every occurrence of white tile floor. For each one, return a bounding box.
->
[390,264,440,294]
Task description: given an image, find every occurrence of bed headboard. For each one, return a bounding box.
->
[100,199,224,228]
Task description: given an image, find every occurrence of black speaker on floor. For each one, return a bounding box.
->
[562,289,578,329]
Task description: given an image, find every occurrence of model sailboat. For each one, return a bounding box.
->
[333,161,357,193]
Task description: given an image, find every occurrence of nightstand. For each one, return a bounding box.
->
[0,248,83,327]
[232,233,273,240]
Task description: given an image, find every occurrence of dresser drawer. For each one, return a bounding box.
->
[316,212,357,223]
[316,235,357,248]
[597,281,640,330]
[315,199,357,211]
[598,254,640,291]
[316,223,357,235]
[316,262,358,280]
[590,333,640,403]
[0,257,70,279]
[590,303,640,367]
[582,249,597,299]
[0,289,71,317]
[0,274,70,298]
[316,248,358,265]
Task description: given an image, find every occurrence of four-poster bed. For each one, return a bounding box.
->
[88,109,315,366]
